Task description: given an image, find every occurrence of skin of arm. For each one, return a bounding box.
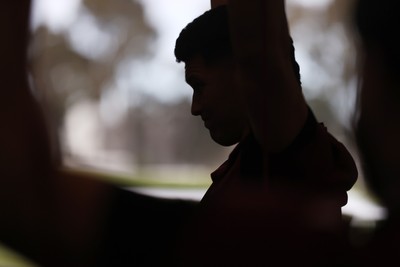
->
[211,0,227,8]
[225,0,308,154]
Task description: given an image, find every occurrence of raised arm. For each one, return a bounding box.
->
[211,0,227,8]
[225,0,308,153]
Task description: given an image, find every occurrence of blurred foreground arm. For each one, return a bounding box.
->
[0,2,124,266]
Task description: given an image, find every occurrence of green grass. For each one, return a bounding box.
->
[62,166,212,188]
[0,243,38,267]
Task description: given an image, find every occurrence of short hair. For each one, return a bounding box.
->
[174,5,302,86]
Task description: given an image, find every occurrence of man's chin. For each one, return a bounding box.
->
[210,132,238,147]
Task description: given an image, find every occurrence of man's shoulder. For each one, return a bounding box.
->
[263,107,357,188]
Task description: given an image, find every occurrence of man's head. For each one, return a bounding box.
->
[175,5,301,83]
[174,5,301,146]
[175,5,232,65]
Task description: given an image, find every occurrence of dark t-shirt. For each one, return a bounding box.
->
[98,110,358,266]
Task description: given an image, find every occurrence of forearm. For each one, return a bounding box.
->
[228,1,289,68]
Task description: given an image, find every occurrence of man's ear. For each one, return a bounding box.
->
[211,0,227,8]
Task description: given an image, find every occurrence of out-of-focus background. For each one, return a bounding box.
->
[0,0,385,266]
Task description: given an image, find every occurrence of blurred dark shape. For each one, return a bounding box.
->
[352,0,400,265]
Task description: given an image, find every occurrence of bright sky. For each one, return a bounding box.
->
[289,0,333,9]
[30,0,333,30]
[31,0,81,32]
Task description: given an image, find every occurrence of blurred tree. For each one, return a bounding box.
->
[29,0,156,167]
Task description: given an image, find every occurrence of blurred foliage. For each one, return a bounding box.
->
[30,0,229,174]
